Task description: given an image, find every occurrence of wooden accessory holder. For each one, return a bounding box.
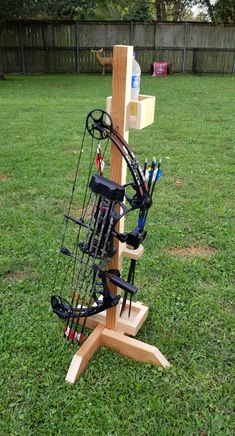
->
[66,45,169,384]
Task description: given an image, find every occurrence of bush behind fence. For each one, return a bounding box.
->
[0,20,235,74]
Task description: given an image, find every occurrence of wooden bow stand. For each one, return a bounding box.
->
[66,45,170,384]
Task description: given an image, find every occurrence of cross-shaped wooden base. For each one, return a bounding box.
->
[66,301,170,384]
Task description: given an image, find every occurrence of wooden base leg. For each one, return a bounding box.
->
[66,324,170,384]
[101,328,170,368]
[65,324,104,384]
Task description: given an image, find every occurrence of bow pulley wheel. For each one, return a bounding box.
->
[86,109,112,140]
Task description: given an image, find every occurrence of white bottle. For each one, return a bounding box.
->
[131,53,141,101]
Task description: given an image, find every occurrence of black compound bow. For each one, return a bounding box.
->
[51,109,161,343]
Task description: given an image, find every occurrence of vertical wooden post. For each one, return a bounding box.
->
[106,45,133,330]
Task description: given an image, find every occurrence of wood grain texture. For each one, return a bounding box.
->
[65,324,104,384]
[101,328,170,368]
[77,300,149,337]
[106,45,133,330]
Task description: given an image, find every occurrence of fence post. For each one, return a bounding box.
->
[130,21,134,45]
[19,21,25,73]
[42,23,49,73]
[192,49,197,73]
[76,21,80,73]
[223,48,228,73]
[153,21,158,67]
[154,21,158,50]
[182,22,188,73]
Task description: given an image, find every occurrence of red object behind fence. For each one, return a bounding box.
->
[153,62,168,77]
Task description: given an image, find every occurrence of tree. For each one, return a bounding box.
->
[82,0,154,21]
[0,0,26,20]
[0,0,234,22]
[213,0,235,23]
[0,0,97,20]
[41,0,97,19]
[154,1,202,21]
[132,0,155,21]
[198,0,215,21]
[193,0,235,23]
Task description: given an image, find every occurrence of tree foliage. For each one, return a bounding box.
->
[193,0,235,23]
[0,0,234,23]
[0,0,28,20]
[0,0,96,20]
[154,0,193,21]
[213,0,235,23]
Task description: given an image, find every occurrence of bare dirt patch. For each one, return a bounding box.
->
[4,271,26,282]
[64,148,79,154]
[166,245,216,257]
[175,178,185,186]
[0,174,9,182]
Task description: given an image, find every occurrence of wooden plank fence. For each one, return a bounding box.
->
[0,20,234,74]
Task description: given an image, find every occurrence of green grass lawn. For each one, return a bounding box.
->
[0,73,234,435]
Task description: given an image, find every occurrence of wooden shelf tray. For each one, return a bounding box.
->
[79,300,148,337]
[106,95,155,130]
[128,95,155,129]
